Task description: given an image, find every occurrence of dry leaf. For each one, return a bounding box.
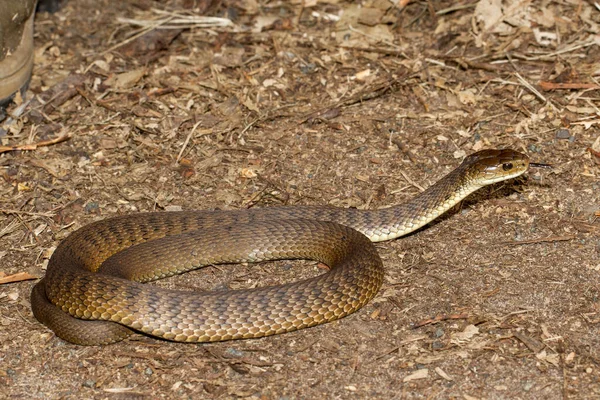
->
[536,350,560,367]
[105,68,145,88]
[474,0,504,31]
[415,355,444,364]
[591,136,600,152]
[451,324,479,344]
[435,367,453,381]
[240,168,258,178]
[403,368,428,382]
[457,88,478,105]
[355,69,371,81]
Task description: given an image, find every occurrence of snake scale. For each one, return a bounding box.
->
[31,149,531,345]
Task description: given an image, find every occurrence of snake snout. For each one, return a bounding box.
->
[463,149,530,185]
[483,159,529,184]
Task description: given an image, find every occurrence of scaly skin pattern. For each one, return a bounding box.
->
[31,149,529,345]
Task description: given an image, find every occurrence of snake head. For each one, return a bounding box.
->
[461,149,530,185]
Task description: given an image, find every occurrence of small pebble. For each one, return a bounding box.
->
[226,348,245,357]
[523,381,534,391]
[85,202,99,213]
[432,341,444,349]
[555,128,570,139]
[281,51,296,60]
[300,63,317,74]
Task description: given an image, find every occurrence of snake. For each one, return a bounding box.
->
[30,149,533,345]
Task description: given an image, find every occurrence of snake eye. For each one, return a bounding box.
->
[502,162,514,171]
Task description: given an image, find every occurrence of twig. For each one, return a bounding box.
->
[399,170,425,192]
[528,39,597,60]
[117,14,233,30]
[176,121,203,163]
[588,146,600,158]
[425,58,459,71]
[0,133,71,154]
[499,308,533,321]
[515,72,546,103]
[435,2,478,15]
[539,81,600,91]
[0,272,38,285]
[504,235,575,246]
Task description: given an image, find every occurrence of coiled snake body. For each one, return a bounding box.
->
[31,149,530,345]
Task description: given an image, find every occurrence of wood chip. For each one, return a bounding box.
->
[435,367,453,381]
[0,272,38,285]
[403,368,428,382]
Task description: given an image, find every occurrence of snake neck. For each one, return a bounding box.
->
[240,163,485,244]
[354,164,482,242]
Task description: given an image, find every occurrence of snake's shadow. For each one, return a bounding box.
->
[391,179,531,239]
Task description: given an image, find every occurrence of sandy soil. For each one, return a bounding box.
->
[1,0,599,398]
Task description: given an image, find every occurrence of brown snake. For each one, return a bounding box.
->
[31,149,532,345]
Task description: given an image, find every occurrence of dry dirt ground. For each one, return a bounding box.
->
[1,0,600,399]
